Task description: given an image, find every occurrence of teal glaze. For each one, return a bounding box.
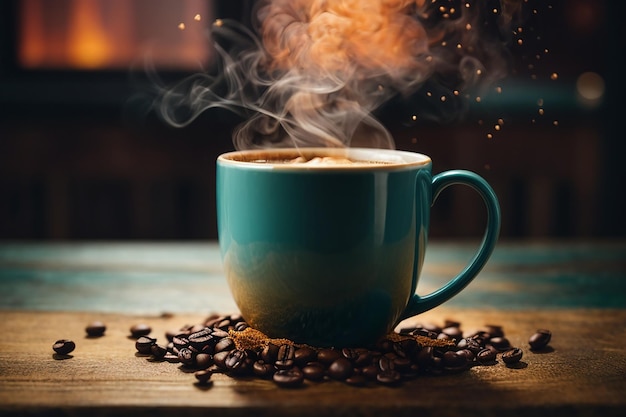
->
[216,148,500,347]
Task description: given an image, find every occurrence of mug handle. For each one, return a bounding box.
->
[399,170,501,321]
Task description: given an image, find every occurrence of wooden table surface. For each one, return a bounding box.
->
[1,240,625,417]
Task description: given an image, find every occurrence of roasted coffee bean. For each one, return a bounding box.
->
[302,362,326,381]
[195,353,213,369]
[211,329,230,339]
[165,329,180,342]
[529,329,552,350]
[345,374,367,386]
[85,321,106,337]
[377,370,401,385]
[502,348,523,364]
[188,328,213,346]
[456,349,475,362]
[489,337,511,351]
[317,348,341,365]
[416,346,435,368]
[392,356,412,370]
[361,364,379,380]
[328,357,353,380]
[442,351,467,369]
[130,323,151,338]
[378,355,395,372]
[135,336,156,354]
[354,349,373,367]
[441,326,463,341]
[485,324,505,338]
[261,343,280,363]
[172,335,190,350]
[163,352,180,363]
[53,339,75,355]
[224,349,248,373]
[341,348,360,362]
[413,328,439,339]
[178,347,195,365]
[294,346,317,366]
[214,337,235,353]
[476,348,497,364]
[150,343,168,359]
[213,350,229,369]
[457,337,482,354]
[394,338,418,357]
[194,369,213,385]
[273,367,304,387]
[444,319,461,328]
[275,344,296,369]
[252,360,274,378]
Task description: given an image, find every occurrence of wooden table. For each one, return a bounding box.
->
[1,240,625,417]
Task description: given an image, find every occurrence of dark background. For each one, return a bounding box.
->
[1,0,624,241]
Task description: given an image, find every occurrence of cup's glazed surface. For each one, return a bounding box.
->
[217,148,500,347]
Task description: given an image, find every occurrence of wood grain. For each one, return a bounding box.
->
[1,308,624,417]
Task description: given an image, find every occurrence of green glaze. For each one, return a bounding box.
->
[216,148,500,347]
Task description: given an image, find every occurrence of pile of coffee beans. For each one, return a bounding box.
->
[133,314,552,388]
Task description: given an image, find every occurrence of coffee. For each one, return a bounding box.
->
[132,313,553,388]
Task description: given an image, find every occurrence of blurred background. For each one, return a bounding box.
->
[0,0,624,241]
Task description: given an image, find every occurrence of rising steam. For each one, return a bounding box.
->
[157,0,523,149]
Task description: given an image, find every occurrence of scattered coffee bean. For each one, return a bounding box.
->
[135,336,156,354]
[130,313,553,389]
[85,321,106,337]
[529,329,552,350]
[194,369,213,385]
[53,339,75,355]
[273,367,304,387]
[476,348,497,364]
[489,337,511,351]
[328,357,353,380]
[502,348,523,364]
[130,324,152,338]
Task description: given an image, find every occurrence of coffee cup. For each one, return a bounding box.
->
[216,147,500,347]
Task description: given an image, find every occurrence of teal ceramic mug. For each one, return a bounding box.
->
[217,147,500,347]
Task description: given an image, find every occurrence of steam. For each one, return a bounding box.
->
[157,0,523,149]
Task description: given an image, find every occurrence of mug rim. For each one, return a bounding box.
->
[217,147,432,171]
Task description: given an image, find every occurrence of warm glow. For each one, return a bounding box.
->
[18,0,213,70]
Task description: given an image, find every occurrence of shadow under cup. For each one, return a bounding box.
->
[216,148,500,348]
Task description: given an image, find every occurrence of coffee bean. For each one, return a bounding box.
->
[85,321,106,337]
[341,348,360,362]
[214,337,235,353]
[213,350,229,369]
[529,329,552,350]
[489,337,511,351]
[476,348,497,364]
[224,349,249,373]
[178,347,195,366]
[485,324,505,338]
[150,343,168,359]
[345,374,368,386]
[294,346,317,366]
[317,348,341,365]
[273,367,304,387]
[377,370,401,385]
[130,323,152,338]
[328,357,353,380]
[53,339,75,355]
[302,363,326,381]
[194,369,213,385]
[195,353,213,369]
[261,343,280,363]
[135,336,156,354]
[252,360,274,378]
[441,326,463,341]
[275,344,296,369]
[442,351,467,369]
[502,348,523,364]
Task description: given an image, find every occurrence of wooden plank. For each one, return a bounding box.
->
[1,308,624,417]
